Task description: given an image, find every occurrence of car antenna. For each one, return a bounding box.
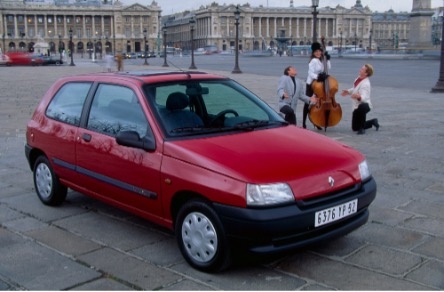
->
[168,60,192,78]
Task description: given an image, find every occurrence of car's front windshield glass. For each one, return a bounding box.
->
[143,79,284,136]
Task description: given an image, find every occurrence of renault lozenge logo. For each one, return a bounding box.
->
[328,176,335,187]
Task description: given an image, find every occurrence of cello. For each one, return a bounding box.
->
[309,37,342,131]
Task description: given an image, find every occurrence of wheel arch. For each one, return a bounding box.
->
[26,147,46,170]
[170,190,210,229]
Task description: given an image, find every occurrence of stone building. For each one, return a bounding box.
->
[163,1,375,54]
[0,0,161,57]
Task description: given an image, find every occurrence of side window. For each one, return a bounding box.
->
[87,84,148,137]
[46,82,92,126]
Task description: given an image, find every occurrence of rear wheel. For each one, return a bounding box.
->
[33,155,67,206]
[175,199,231,272]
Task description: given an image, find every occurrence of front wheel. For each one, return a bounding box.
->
[33,155,67,206]
[175,199,231,272]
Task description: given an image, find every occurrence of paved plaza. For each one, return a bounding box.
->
[0,55,443,290]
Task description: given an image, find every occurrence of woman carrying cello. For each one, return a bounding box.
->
[302,42,331,130]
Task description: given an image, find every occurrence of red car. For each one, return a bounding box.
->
[25,71,376,272]
[5,51,43,66]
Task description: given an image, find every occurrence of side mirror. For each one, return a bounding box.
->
[116,131,156,151]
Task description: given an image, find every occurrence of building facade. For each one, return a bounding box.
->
[0,0,161,57]
[163,2,376,54]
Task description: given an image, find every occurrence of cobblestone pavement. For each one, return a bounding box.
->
[0,57,443,290]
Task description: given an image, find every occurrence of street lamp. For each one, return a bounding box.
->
[189,17,197,69]
[369,29,372,54]
[143,28,148,65]
[1,34,5,53]
[311,0,319,43]
[339,30,343,55]
[58,34,62,61]
[431,9,444,93]
[231,5,242,74]
[162,24,169,67]
[69,28,75,66]
[92,38,96,62]
[354,33,357,52]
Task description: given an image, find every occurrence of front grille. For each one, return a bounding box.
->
[296,183,361,210]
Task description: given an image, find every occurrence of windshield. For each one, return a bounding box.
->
[143,79,285,137]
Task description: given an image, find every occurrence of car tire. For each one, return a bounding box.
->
[33,155,67,206]
[175,199,231,272]
[55,61,60,65]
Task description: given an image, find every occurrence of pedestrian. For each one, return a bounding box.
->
[341,63,379,135]
[105,53,114,72]
[116,53,123,71]
[277,65,318,125]
[303,41,331,129]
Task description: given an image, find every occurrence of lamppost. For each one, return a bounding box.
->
[431,8,444,93]
[311,0,319,43]
[1,34,5,53]
[162,24,169,67]
[69,28,75,66]
[369,29,372,54]
[232,5,242,74]
[143,28,148,65]
[189,17,197,69]
[58,34,62,61]
[92,38,96,62]
[339,30,343,56]
[354,33,357,52]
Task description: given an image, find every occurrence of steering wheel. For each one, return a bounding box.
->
[209,109,239,127]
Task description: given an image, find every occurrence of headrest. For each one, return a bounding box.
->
[166,92,189,111]
[311,42,322,52]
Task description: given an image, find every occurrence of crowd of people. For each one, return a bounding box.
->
[277,41,379,135]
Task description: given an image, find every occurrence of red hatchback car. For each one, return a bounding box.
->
[5,51,43,66]
[25,70,376,272]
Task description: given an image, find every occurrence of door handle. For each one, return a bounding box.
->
[82,133,91,142]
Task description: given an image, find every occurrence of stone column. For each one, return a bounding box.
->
[409,0,434,48]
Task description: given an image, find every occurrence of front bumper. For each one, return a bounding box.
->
[213,177,377,254]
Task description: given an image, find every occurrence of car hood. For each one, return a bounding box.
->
[163,126,365,200]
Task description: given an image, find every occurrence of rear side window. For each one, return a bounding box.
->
[46,82,92,126]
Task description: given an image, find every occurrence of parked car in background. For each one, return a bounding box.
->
[125,52,137,59]
[41,55,63,66]
[5,52,43,66]
[25,70,376,273]
[0,54,10,66]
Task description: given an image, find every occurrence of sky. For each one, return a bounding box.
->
[120,0,443,14]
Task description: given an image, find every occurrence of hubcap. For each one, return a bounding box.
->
[35,163,53,199]
[182,212,218,263]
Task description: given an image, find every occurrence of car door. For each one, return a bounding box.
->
[43,81,92,183]
[75,83,164,218]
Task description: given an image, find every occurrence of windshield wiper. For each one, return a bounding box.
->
[170,126,205,134]
[233,120,271,131]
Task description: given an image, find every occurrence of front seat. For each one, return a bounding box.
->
[162,92,203,132]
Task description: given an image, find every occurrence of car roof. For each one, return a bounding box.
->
[56,70,229,84]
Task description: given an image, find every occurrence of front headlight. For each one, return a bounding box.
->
[359,160,371,181]
[246,183,295,206]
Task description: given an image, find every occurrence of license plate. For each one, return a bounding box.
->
[315,199,358,227]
